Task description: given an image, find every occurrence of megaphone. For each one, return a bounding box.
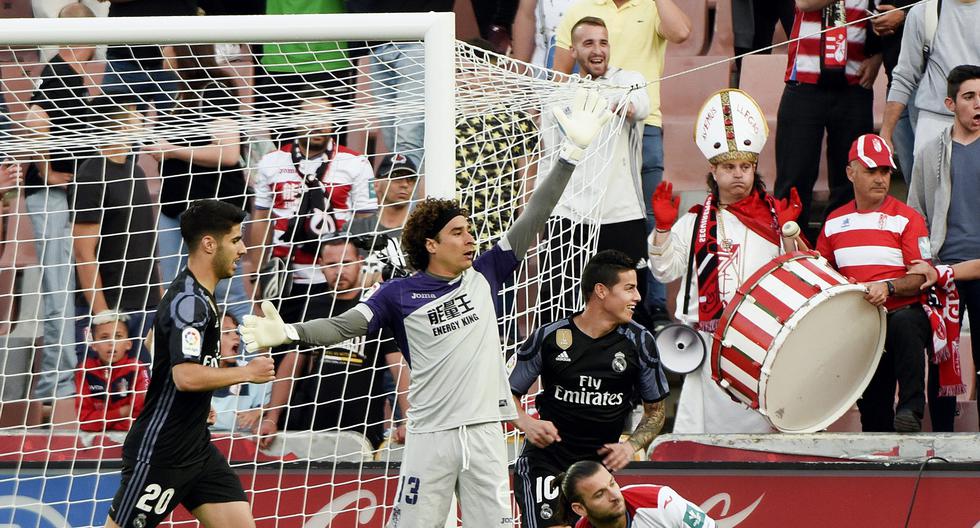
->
[655,323,707,374]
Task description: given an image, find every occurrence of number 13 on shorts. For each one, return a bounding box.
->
[397,475,421,505]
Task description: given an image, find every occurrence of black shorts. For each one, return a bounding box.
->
[513,445,599,528]
[108,443,246,528]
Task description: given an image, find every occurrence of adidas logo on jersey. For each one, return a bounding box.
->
[555,351,571,362]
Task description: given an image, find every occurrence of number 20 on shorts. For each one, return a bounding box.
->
[135,484,176,515]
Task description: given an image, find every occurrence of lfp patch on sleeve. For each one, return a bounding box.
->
[182,327,202,358]
[918,237,933,260]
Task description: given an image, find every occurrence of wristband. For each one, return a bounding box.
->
[284,323,299,342]
[885,280,895,296]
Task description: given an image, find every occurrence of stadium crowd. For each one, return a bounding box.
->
[0,0,977,455]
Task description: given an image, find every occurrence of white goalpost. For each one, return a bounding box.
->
[0,12,628,527]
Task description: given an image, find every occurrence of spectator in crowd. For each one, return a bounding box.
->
[258,238,410,449]
[72,94,161,367]
[815,134,950,433]
[144,44,251,325]
[553,0,691,321]
[75,311,149,432]
[511,0,575,68]
[250,91,376,318]
[346,153,417,283]
[346,0,455,164]
[908,65,980,427]
[775,0,882,236]
[211,312,270,433]
[31,0,108,63]
[256,0,353,147]
[648,89,800,434]
[733,0,795,57]
[880,0,980,158]
[472,0,518,54]
[870,1,916,182]
[456,38,538,252]
[511,250,669,528]
[558,461,715,528]
[99,0,197,109]
[21,1,96,409]
[539,17,656,328]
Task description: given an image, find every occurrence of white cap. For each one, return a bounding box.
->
[694,89,768,164]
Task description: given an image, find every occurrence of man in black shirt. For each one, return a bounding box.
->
[510,250,669,528]
[258,237,410,449]
[73,95,160,364]
[100,0,198,108]
[107,200,275,528]
[22,1,96,413]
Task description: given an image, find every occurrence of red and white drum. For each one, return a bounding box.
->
[711,251,886,433]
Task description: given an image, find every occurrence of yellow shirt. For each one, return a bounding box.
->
[556,0,667,126]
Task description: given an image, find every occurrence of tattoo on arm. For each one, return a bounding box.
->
[627,401,666,453]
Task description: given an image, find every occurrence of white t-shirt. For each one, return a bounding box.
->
[544,67,649,224]
[532,0,576,68]
[253,145,376,284]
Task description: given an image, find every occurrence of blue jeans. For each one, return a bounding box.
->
[156,212,253,327]
[25,189,77,399]
[893,103,917,185]
[642,125,667,309]
[371,43,425,166]
[101,58,179,111]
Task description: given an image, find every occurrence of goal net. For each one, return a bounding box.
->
[0,13,632,527]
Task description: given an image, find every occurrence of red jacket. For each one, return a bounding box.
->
[75,355,150,431]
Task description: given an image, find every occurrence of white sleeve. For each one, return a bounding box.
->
[660,486,716,528]
[252,154,276,210]
[648,212,697,284]
[350,156,378,213]
[620,70,650,123]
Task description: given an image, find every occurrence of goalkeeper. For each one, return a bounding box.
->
[242,87,612,527]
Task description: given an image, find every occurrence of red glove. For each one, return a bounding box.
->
[652,181,680,231]
[776,187,802,225]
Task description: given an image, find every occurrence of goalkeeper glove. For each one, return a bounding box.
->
[241,301,298,353]
[552,87,615,164]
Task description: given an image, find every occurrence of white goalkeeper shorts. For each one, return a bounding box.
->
[387,421,514,527]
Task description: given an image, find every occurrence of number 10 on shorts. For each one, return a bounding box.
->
[398,475,421,505]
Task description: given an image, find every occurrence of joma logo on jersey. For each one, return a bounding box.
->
[412,293,436,299]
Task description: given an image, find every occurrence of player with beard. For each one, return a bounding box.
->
[510,250,669,528]
[242,88,613,527]
[559,461,715,528]
[106,200,276,528]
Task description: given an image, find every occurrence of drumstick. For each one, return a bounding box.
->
[781,221,801,253]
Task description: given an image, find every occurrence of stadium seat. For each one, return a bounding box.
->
[666,0,708,57]
[0,1,33,19]
[262,430,375,462]
[706,0,735,57]
[660,55,731,191]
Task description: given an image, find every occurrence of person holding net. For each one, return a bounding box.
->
[242,87,612,526]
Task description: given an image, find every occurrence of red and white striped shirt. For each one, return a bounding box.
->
[817,196,930,311]
[254,145,376,284]
[576,485,716,528]
[785,0,872,85]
